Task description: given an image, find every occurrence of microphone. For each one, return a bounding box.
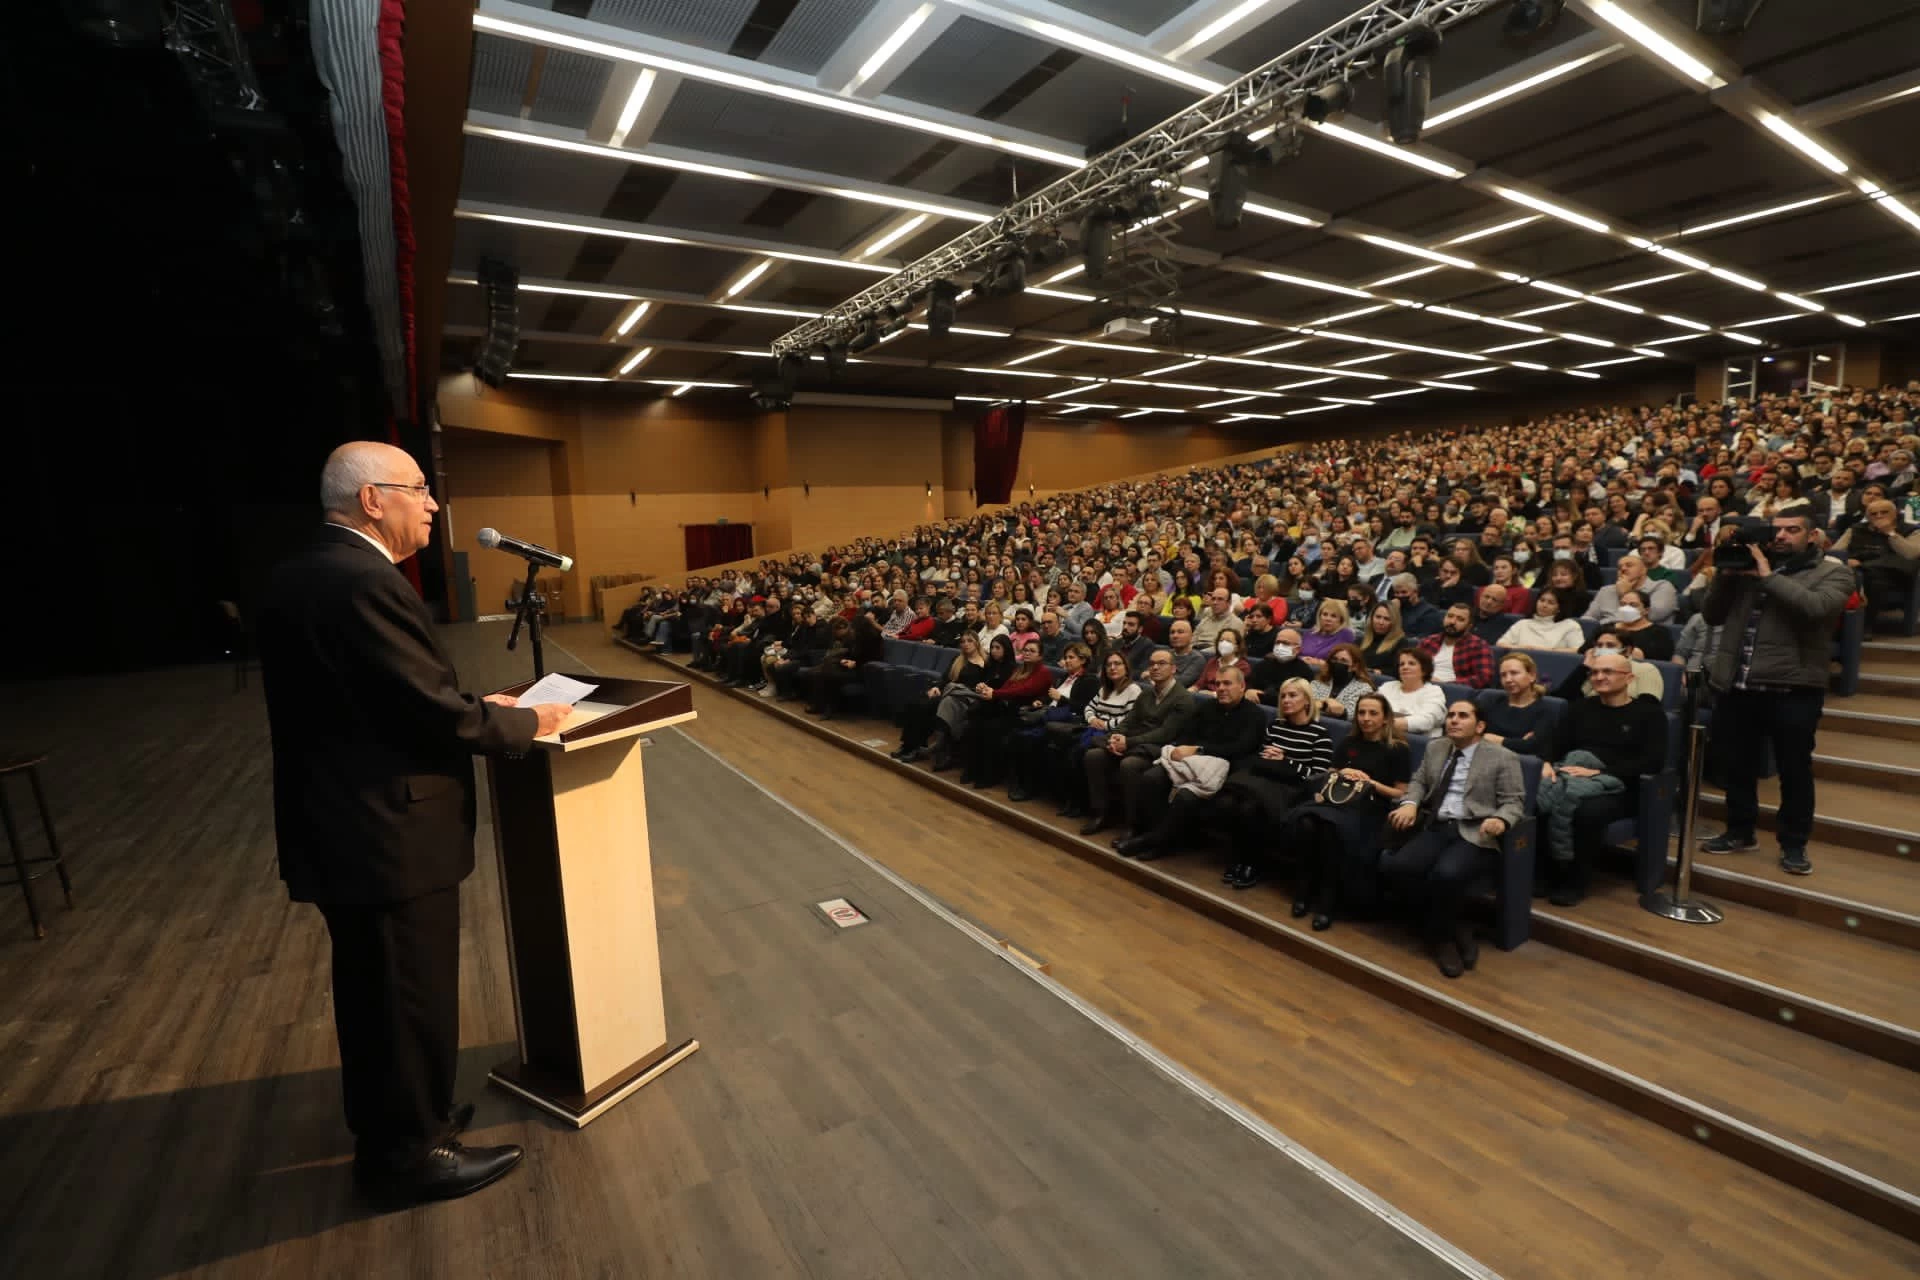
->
[477,528,573,573]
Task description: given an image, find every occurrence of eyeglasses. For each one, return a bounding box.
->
[371,482,432,499]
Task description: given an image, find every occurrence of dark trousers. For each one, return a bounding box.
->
[1381,825,1490,942]
[318,885,461,1164]
[1713,685,1824,847]
[1083,745,1155,823]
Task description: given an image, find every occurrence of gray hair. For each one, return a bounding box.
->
[320,443,391,516]
[1391,572,1419,595]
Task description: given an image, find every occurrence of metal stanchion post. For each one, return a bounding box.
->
[1642,720,1723,924]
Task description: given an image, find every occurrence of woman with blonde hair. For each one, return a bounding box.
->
[1356,601,1405,676]
[1482,652,1557,756]
[1221,677,1333,890]
[1300,597,1354,665]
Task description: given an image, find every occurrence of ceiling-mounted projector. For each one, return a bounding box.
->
[1102,316,1155,340]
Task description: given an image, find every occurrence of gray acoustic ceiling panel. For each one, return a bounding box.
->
[886,15,1056,118]
[531,50,614,131]
[1062,0,1193,36]
[585,0,757,52]
[459,135,628,220]
[652,79,935,185]
[758,0,875,76]
[470,34,534,116]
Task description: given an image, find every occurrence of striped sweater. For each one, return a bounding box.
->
[1241,717,1335,786]
[1085,683,1142,727]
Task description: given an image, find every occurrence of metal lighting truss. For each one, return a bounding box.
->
[772,0,1502,357]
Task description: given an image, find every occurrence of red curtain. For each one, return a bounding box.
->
[974,401,1026,505]
[685,523,754,571]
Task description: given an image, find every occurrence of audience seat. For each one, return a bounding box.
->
[1831,606,1865,695]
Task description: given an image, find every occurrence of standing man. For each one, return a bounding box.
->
[258,442,571,1207]
[1699,511,1853,875]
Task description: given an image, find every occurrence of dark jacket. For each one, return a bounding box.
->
[257,525,537,904]
[1115,678,1195,753]
[1701,551,1853,691]
[1179,696,1268,763]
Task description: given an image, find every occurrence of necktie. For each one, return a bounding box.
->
[1424,748,1461,826]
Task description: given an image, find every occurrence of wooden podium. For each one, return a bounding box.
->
[482,673,699,1127]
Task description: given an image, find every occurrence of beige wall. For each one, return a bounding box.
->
[440,428,564,620]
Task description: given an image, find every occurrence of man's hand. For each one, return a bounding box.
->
[1480,817,1508,840]
[483,693,519,708]
[1388,803,1417,831]
[1108,733,1128,754]
[531,703,572,736]
[1541,763,1557,784]
[1171,745,1200,761]
[1748,541,1771,578]
[842,659,857,668]
[1560,765,1600,779]
[926,686,942,699]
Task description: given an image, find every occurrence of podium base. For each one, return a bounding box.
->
[489,1038,700,1128]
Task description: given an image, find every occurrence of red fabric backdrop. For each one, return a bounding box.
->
[685,523,755,572]
[974,401,1026,505]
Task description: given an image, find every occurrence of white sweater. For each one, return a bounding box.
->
[1376,679,1447,736]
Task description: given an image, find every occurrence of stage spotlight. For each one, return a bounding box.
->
[926,278,960,340]
[1383,23,1440,145]
[848,314,880,353]
[1503,0,1565,43]
[1082,209,1116,282]
[824,342,849,375]
[973,248,1028,300]
[776,353,802,396]
[1208,151,1250,231]
[750,367,792,411]
[1696,0,1764,34]
[1303,79,1353,124]
[878,304,911,337]
[1026,232,1071,268]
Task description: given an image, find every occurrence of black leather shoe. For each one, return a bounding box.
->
[1005,787,1031,802]
[1290,900,1310,919]
[1434,940,1465,979]
[1079,815,1110,836]
[1311,913,1334,932]
[1456,926,1480,972]
[356,1140,524,1209]
[1058,803,1086,819]
[1114,834,1157,857]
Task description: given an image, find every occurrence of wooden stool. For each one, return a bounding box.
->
[0,754,74,941]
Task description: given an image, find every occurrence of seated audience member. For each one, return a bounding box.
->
[805,610,883,719]
[879,592,915,638]
[959,637,1055,788]
[1008,607,1040,654]
[1240,604,1277,661]
[1056,650,1142,819]
[720,597,787,686]
[1079,648,1195,836]
[1094,584,1128,637]
[1285,692,1411,931]
[1036,607,1070,664]
[1059,580,1094,633]
[1389,574,1444,639]
[1609,589,1674,661]
[1308,641,1375,720]
[1249,626,1315,703]
[1498,587,1583,651]
[1636,535,1687,590]
[1115,611,1156,674]
[1418,603,1497,689]
[1113,666,1267,860]
[976,600,1010,650]
[1378,647,1447,737]
[634,592,681,650]
[1583,551,1677,624]
[892,632,991,763]
[1537,651,1668,906]
[1550,628,1666,703]
[1245,577,1288,628]
[1222,678,1334,890]
[770,605,834,700]
[1834,498,1920,617]
[929,596,966,647]
[1382,700,1525,978]
[897,596,938,642]
[1487,555,1532,618]
[747,601,807,693]
[1192,588,1239,650]
[1300,599,1355,668]
[1541,557,1591,621]
[1430,558,1474,611]
[1675,608,1722,683]
[1470,585,1516,645]
[1196,627,1253,694]
[1165,618,1208,688]
[1078,616,1114,673]
[1007,642,1096,802]
[1356,601,1407,675]
[1481,653,1558,756]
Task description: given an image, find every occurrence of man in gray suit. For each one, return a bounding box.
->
[1381,700,1526,979]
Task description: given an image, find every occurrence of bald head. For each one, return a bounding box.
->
[321,441,438,560]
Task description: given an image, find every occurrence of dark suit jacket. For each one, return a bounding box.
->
[257,525,538,905]
[1808,490,1863,539]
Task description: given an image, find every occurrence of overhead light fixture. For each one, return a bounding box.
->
[1584,0,1725,87]
[1708,266,1767,292]
[845,2,935,94]
[1812,268,1920,294]
[1601,271,1687,293]
[1366,265,1444,288]
[1657,314,1712,331]
[615,300,651,335]
[1835,313,1867,327]
[470,12,1085,168]
[1354,233,1475,270]
[1169,0,1272,58]
[454,208,897,276]
[1501,0,1567,44]
[509,373,610,382]
[1441,214,1541,246]
[848,314,881,353]
[1774,291,1823,312]
[1081,208,1117,282]
[924,278,961,340]
[1512,301,1578,317]
[1257,269,1373,299]
[1680,192,1841,236]
[607,68,659,148]
[1382,23,1442,145]
[1304,79,1354,124]
[1433,44,1610,128]
[724,259,774,298]
[1311,122,1465,179]
[1574,355,1648,368]
[671,383,694,396]
[1722,331,1763,345]
[1491,186,1609,234]
[617,347,654,374]
[1875,196,1920,233]
[1005,344,1066,367]
[1757,111,1848,174]
[1585,295,1645,315]
[858,214,928,260]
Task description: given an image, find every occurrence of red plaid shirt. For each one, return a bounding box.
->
[1417,630,1496,688]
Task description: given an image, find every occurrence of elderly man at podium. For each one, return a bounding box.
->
[257,441,570,1209]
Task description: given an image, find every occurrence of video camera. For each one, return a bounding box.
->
[1711,517,1774,572]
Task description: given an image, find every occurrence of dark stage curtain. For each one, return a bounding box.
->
[974,401,1026,505]
[685,523,754,571]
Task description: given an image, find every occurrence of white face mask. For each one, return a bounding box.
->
[1217,640,1237,656]
[1616,605,1643,623]
[1513,550,1531,563]
[1272,644,1296,661]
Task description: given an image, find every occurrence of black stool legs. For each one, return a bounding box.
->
[1,761,74,941]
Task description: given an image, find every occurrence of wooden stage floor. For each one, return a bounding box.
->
[0,625,1472,1279]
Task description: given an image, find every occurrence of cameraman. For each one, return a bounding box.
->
[1699,513,1852,875]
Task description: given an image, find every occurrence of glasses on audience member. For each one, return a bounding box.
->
[371,481,433,498]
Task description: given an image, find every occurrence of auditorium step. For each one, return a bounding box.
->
[1857,670,1920,698]
[1862,639,1920,673]
[1698,777,1920,856]
[1529,878,1920,1067]
[1677,838,1920,951]
[1812,729,1920,787]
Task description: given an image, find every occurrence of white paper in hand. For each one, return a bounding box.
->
[518,673,599,706]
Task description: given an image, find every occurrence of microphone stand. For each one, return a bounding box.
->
[505,559,547,679]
